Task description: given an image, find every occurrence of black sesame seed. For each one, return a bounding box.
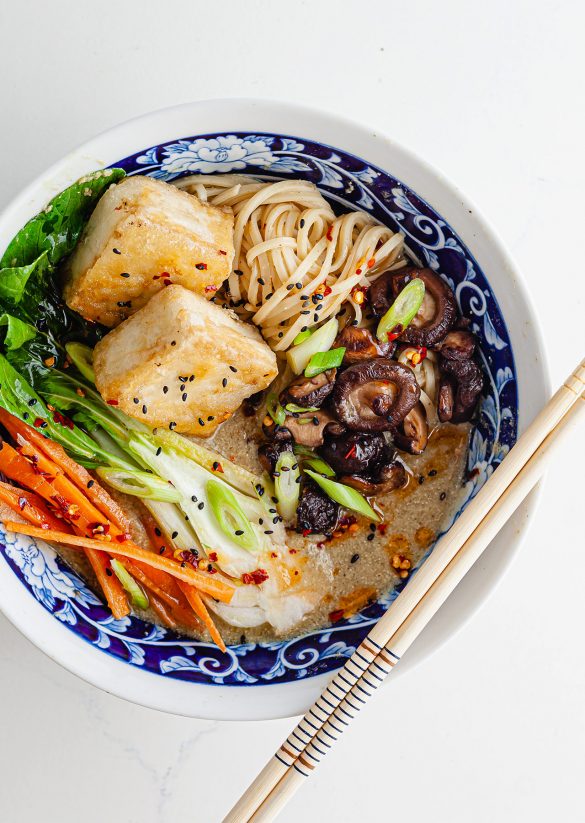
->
[222,378,228,388]
[169,422,176,430]
[207,415,214,421]
[234,269,243,276]
[142,404,148,414]
[120,272,130,278]
[229,365,238,373]
[367,533,375,542]
[198,501,205,510]
[440,491,447,501]
[28,398,36,407]
[105,568,113,576]
[264,529,274,535]
[195,263,206,270]
[312,416,319,425]
[154,527,162,536]
[156,447,162,456]
[159,547,165,554]
[369,523,376,532]
[286,283,294,291]
[240,633,246,644]
[191,495,198,503]
[300,310,310,315]
[272,516,279,524]
[198,418,205,426]
[300,219,305,228]
[278,332,283,338]
[301,326,308,333]
[428,469,438,477]
[133,397,139,404]
[300,294,309,300]
[117,300,132,307]
[112,248,121,254]
[273,471,281,477]
[171,340,176,346]
[418,476,425,485]
[258,278,265,286]
[351,319,358,326]
[259,518,264,525]
[351,553,360,564]
[235,529,244,536]
[314,313,319,322]
[87,480,95,489]
[189,375,195,382]
[23,413,28,420]
[182,393,188,402]
[271,496,278,504]
[296,282,302,289]
[212,461,220,471]
[171,530,178,539]
[163,386,168,394]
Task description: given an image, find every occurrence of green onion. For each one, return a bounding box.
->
[65,342,95,383]
[376,278,426,343]
[293,328,313,345]
[110,559,149,610]
[96,466,181,502]
[284,402,319,414]
[304,347,346,378]
[206,479,259,552]
[286,317,338,375]
[274,451,301,521]
[304,469,380,521]
[266,392,286,426]
[303,456,336,477]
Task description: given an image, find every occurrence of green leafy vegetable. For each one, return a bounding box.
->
[65,342,95,383]
[206,479,259,552]
[274,451,301,521]
[0,252,49,304]
[110,559,149,611]
[1,169,125,268]
[284,402,319,414]
[304,347,346,378]
[0,314,37,351]
[376,277,426,343]
[286,317,338,375]
[304,469,380,521]
[96,467,182,502]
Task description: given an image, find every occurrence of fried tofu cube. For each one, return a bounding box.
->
[93,285,277,436]
[63,175,234,327]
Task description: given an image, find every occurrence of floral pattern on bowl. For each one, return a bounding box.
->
[0,132,517,686]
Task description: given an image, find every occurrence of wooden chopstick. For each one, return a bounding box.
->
[224,358,585,823]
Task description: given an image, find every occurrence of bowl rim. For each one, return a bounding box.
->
[0,98,551,720]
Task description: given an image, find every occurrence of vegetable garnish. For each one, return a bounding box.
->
[65,342,96,383]
[376,277,426,343]
[96,467,181,503]
[304,470,380,521]
[284,403,319,414]
[304,347,346,378]
[286,317,338,375]
[274,451,301,521]
[206,479,259,552]
[266,392,286,426]
[1,521,234,601]
[110,559,149,611]
[303,456,336,478]
[292,328,313,346]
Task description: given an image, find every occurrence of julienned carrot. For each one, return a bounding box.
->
[148,591,179,630]
[85,547,130,620]
[2,521,234,603]
[0,408,130,531]
[0,441,60,500]
[138,513,182,593]
[178,581,227,653]
[0,481,66,531]
[122,559,180,608]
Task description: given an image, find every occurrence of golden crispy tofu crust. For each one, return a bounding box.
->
[93,285,277,436]
[63,176,234,327]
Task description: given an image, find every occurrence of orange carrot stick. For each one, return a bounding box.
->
[2,521,234,602]
[122,559,180,608]
[0,441,61,499]
[178,582,227,653]
[0,481,66,531]
[85,547,130,619]
[0,408,130,530]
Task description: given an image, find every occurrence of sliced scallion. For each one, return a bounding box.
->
[293,328,313,345]
[110,559,149,610]
[376,278,426,343]
[285,402,319,414]
[274,451,301,521]
[206,479,259,552]
[304,469,380,521]
[266,393,286,426]
[65,342,95,384]
[96,466,181,502]
[303,456,336,477]
[304,347,346,378]
[286,317,338,375]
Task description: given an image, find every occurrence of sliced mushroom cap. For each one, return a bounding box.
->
[439,357,483,422]
[342,460,408,495]
[391,402,428,454]
[279,369,337,409]
[434,330,476,361]
[370,267,457,347]
[333,326,395,365]
[319,431,389,475]
[437,378,455,423]
[258,437,293,474]
[283,410,342,448]
[296,478,340,535]
[332,358,420,432]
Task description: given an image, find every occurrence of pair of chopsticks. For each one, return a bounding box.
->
[224,357,585,823]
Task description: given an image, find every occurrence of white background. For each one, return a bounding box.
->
[0,1,584,821]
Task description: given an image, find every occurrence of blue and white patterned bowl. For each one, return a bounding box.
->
[0,101,548,719]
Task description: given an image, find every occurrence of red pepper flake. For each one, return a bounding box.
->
[195,263,208,271]
[323,285,332,297]
[367,257,376,269]
[242,568,269,585]
[205,284,218,293]
[106,399,119,406]
[356,268,362,275]
[344,444,358,460]
[211,461,223,473]
[33,417,45,428]
[288,548,297,555]
[302,528,312,537]
[329,609,344,623]
[208,551,218,562]
[377,523,388,536]
[115,533,131,543]
[218,249,227,255]
[53,411,75,430]
[270,551,278,558]
[326,227,333,242]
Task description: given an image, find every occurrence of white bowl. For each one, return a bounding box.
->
[0,99,549,720]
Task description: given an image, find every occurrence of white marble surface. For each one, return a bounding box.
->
[1,1,584,820]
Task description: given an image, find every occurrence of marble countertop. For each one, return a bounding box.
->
[1,1,584,820]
